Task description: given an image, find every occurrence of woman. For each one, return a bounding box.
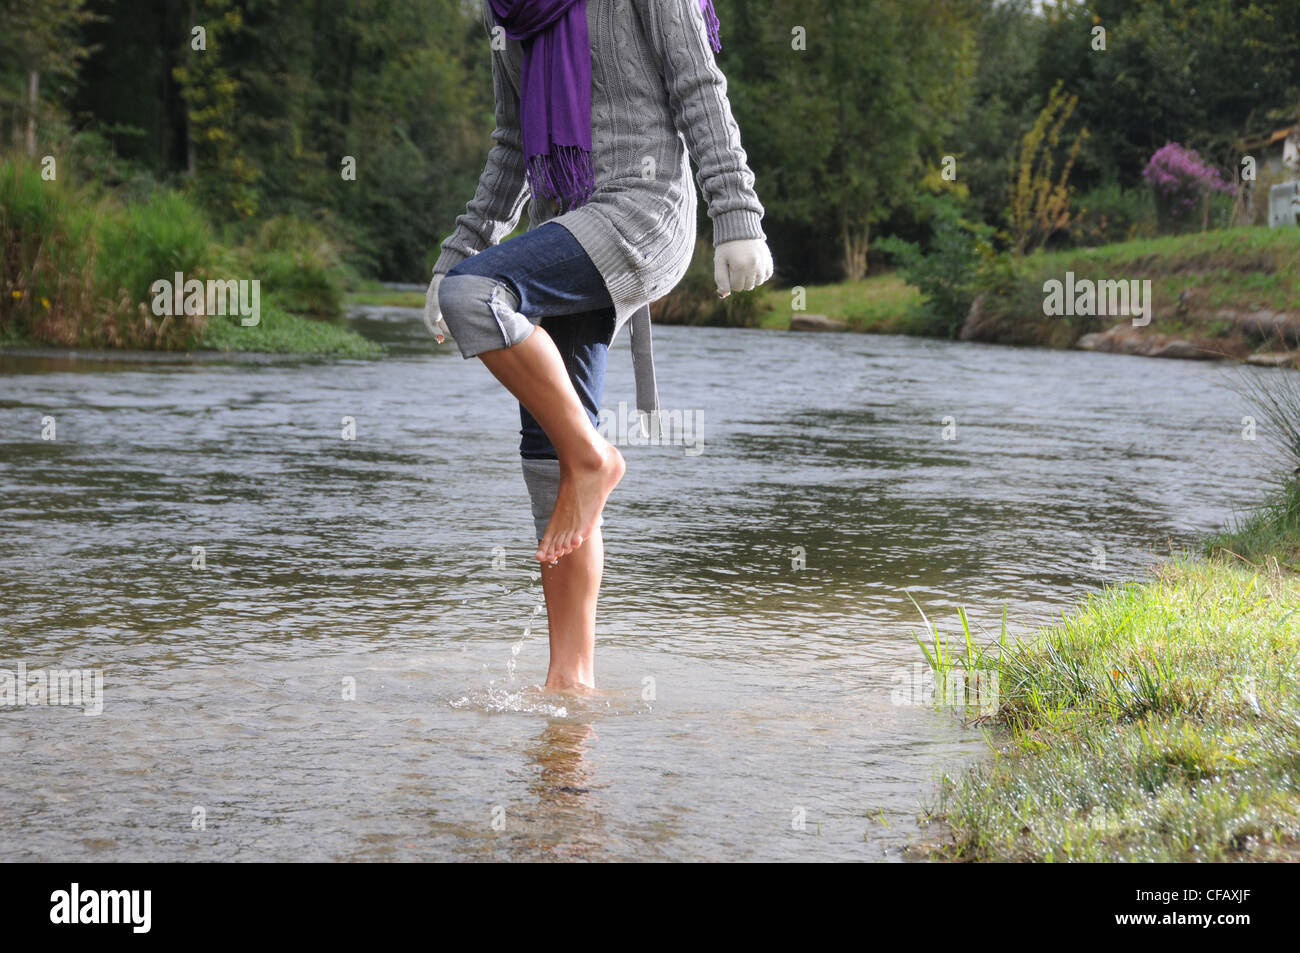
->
[425,0,773,691]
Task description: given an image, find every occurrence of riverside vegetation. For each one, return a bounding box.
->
[911,371,1300,862]
[1,157,380,358]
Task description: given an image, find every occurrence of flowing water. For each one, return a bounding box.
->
[0,309,1279,861]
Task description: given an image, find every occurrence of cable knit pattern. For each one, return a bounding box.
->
[432,0,766,410]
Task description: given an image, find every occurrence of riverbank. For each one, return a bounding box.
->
[915,478,1300,862]
[759,226,1300,365]
[2,157,380,359]
[960,226,1300,362]
[1,308,382,359]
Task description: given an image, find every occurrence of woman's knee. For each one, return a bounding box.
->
[437,272,531,356]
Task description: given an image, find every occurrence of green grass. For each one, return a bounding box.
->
[356,226,1300,349]
[346,280,425,309]
[968,226,1300,348]
[1210,479,1300,573]
[909,318,1300,861]
[750,272,927,333]
[916,546,1300,862]
[198,306,382,357]
[1029,228,1300,312]
[343,268,926,336]
[741,227,1300,345]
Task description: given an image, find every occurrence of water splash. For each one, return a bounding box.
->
[450,683,569,717]
[507,597,545,683]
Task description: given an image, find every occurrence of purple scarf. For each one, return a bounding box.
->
[488,0,722,212]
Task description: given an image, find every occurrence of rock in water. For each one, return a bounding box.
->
[790,313,847,332]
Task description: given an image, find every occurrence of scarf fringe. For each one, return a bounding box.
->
[527,143,595,212]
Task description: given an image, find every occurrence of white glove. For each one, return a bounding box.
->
[424,273,451,343]
[714,238,774,297]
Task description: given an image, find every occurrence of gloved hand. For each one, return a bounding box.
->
[715,238,774,297]
[424,273,451,343]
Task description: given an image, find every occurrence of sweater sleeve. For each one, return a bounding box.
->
[633,0,766,246]
[431,7,532,276]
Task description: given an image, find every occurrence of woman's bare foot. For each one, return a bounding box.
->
[536,439,624,563]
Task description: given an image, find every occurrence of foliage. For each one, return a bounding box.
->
[1008,80,1089,255]
[1,156,366,352]
[235,215,353,318]
[0,0,95,151]
[733,0,980,282]
[1142,141,1237,234]
[172,0,261,220]
[198,304,382,356]
[0,156,107,345]
[1068,182,1157,246]
[5,0,1300,286]
[876,195,1007,337]
[97,190,214,315]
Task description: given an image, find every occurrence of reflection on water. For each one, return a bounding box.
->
[0,311,1277,860]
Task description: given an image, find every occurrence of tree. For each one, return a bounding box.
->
[728,0,979,282]
[0,0,94,154]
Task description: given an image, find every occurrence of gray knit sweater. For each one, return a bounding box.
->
[432,0,768,414]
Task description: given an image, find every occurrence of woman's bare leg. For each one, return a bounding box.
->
[539,526,603,691]
[478,326,624,563]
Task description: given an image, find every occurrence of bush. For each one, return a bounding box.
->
[876,195,1007,338]
[1142,142,1236,234]
[1069,183,1157,246]
[2,155,359,349]
[0,157,109,346]
[97,189,214,305]
[237,215,351,318]
[95,188,215,347]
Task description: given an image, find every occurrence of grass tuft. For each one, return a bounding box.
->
[915,559,1300,861]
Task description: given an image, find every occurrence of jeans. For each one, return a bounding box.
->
[441,222,616,460]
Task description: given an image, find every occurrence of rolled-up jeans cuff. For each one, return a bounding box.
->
[437,273,534,358]
[521,457,605,541]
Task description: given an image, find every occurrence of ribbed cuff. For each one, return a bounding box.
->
[712,209,766,246]
[431,246,472,276]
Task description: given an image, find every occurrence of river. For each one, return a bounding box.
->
[0,309,1277,860]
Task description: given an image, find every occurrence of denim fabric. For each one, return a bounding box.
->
[443,222,615,459]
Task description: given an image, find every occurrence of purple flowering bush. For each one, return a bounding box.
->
[1142,142,1236,232]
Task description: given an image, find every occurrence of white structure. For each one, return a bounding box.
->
[1270,181,1300,228]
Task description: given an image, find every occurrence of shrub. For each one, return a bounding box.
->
[876,196,1007,338]
[0,157,108,346]
[2,155,367,350]
[237,215,350,318]
[1069,183,1157,246]
[94,188,215,347]
[1142,142,1236,234]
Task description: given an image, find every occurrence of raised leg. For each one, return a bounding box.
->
[475,327,624,562]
